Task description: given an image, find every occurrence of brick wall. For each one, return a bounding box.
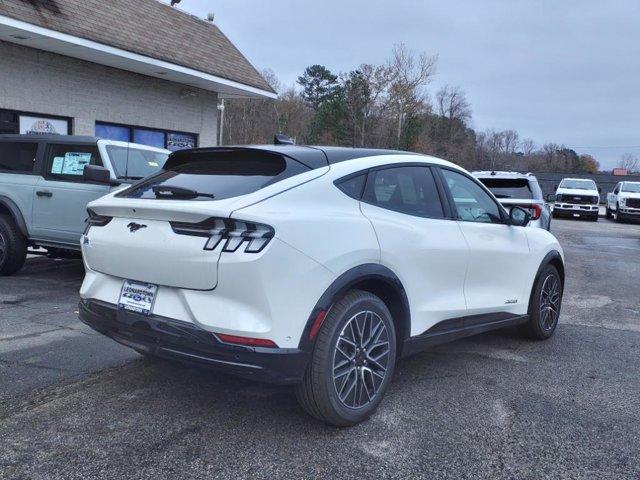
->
[0,40,218,146]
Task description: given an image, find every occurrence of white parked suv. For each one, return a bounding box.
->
[472,171,551,230]
[551,178,600,221]
[78,146,565,426]
[606,181,640,223]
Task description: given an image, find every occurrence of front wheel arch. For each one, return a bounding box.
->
[527,251,564,314]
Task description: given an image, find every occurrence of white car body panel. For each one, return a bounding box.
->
[456,221,530,315]
[360,203,469,336]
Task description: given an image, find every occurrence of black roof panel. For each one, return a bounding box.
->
[171,145,415,170]
[311,146,416,164]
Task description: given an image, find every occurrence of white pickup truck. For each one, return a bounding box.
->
[606,181,640,222]
[551,178,600,221]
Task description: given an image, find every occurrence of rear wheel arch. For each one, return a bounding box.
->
[300,264,411,357]
[0,196,28,237]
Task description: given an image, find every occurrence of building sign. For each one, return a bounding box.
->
[20,115,69,136]
[167,132,196,151]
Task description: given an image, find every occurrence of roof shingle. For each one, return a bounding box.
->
[0,0,274,93]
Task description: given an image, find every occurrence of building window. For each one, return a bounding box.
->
[95,122,197,151]
[1,109,70,136]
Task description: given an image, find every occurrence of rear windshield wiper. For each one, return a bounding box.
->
[151,185,215,199]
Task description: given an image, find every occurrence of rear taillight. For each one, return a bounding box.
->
[170,217,274,253]
[83,208,112,235]
[528,204,542,220]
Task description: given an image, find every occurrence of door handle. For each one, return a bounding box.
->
[36,190,53,198]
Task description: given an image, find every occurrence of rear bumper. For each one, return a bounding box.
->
[79,299,309,385]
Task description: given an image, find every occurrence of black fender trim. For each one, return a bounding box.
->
[527,250,565,313]
[0,195,28,237]
[298,263,411,353]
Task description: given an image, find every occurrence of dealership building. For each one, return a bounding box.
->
[0,0,275,150]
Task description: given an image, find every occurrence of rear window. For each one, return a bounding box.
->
[478,178,533,200]
[0,142,38,173]
[118,150,310,201]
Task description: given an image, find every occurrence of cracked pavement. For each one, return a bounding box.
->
[1,218,639,479]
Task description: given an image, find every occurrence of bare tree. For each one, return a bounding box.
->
[618,153,639,172]
[520,138,536,156]
[502,130,519,155]
[385,44,437,146]
[435,85,471,124]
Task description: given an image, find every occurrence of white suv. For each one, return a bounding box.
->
[472,171,551,230]
[78,146,565,426]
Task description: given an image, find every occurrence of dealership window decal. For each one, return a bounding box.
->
[1,109,71,135]
[95,122,197,151]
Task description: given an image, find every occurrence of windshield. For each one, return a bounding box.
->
[559,179,596,190]
[478,178,534,200]
[622,182,640,193]
[106,145,169,180]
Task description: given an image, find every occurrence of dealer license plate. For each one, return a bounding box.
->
[118,280,158,315]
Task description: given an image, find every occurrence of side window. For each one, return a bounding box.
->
[364,166,444,218]
[336,173,367,200]
[441,169,503,224]
[0,142,38,173]
[45,144,101,182]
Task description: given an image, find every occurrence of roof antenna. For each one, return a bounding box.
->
[274,134,294,145]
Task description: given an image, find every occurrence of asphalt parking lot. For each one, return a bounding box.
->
[1,217,639,479]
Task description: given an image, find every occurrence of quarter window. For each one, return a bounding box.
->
[45,144,101,182]
[441,169,503,223]
[336,174,367,200]
[0,142,38,173]
[364,166,444,218]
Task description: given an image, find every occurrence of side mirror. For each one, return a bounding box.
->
[509,206,531,227]
[83,164,114,185]
[546,193,556,202]
[598,187,602,193]
[553,185,557,190]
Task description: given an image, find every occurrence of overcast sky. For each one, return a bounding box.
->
[168,0,640,169]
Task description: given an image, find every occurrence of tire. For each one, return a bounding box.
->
[0,214,27,276]
[552,210,559,219]
[591,214,599,222]
[615,204,624,223]
[295,290,397,426]
[522,264,562,340]
[605,206,613,219]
